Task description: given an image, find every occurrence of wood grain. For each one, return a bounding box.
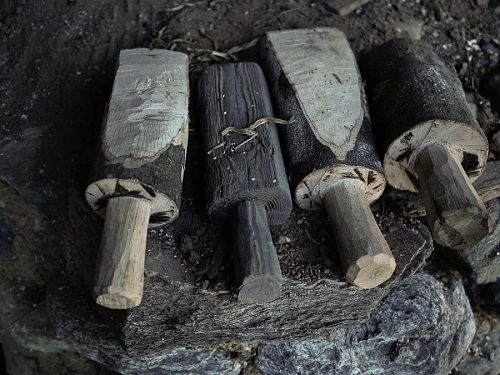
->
[197,62,292,303]
[102,48,189,169]
[261,28,385,204]
[324,179,395,288]
[413,143,491,249]
[389,160,500,218]
[86,48,190,227]
[261,28,393,289]
[264,28,363,159]
[233,200,282,303]
[93,197,151,309]
[197,62,292,225]
[87,49,189,309]
[360,38,488,193]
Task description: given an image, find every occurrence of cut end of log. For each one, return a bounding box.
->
[95,290,143,309]
[384,118,488,193]
[345,254,396,289]
[295,164,385,211]
[238,275,282,304]
[85,178,179,227]
[433,207,492,250]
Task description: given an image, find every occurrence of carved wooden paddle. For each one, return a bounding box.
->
[85,49,189,309]
[361,38,491,249]
[261,28,396,289]
[197,62,293,303]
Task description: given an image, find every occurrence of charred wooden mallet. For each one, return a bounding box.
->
[261,28,396,289]
[85,49,189,309]
[197,63,293,303]
[361,39,491,249]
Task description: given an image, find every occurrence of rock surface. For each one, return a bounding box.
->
[120,217,432,356]
[455,315,500,375]
[47,273,475,375]
[457,198,500,284]
[255,273,475,375]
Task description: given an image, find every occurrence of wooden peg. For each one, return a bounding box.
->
[413,142,491,249]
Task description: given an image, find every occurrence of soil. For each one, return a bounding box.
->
[1,0,500,371]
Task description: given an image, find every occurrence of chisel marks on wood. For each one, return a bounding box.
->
[265,28,363,160]
[102,48,189,169]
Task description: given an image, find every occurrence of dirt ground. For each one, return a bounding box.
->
[0,0,499,372]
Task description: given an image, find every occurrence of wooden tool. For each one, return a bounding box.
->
[85,49,189,309]
[197,62,293,303]
[361,38,491,249]
[261,28,396,289]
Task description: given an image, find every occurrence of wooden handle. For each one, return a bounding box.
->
[413,142,491,249]
[93,196,151,309]
[233,200,283,303]
[324,179,396,289]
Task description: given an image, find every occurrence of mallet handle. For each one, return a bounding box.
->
[233,200,283,303]
[93,196,151,309]
[324,178,396,288]
[413,142,491,249]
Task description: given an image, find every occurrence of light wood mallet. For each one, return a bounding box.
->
[85,49,189,309]
[197,62,293,303]
[261,28,396,289]
[361,38,491,249]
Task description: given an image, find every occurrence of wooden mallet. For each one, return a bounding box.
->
[85,49,189,309]
[361,38,491,249]
[197,62,293,303]
[261,28,396,289]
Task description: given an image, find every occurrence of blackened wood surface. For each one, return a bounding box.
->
[197,62,292,225]
[360,38,487,187]
[260,28,383,190]
[233,200,282,303]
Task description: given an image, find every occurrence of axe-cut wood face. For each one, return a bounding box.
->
[261,28,395,289]
[87,49,189,309]
[86,49,190,227]
[264,28,363,160]
[261,28,385,210]
[102,49,188,169]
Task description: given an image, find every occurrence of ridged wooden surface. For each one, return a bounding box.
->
[197,62,292,225]
[261,27,384,199]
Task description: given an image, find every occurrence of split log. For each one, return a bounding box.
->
[361,38,491,249]
[261,27,395,288]
[196,62,292,303]
[85,49,189,308]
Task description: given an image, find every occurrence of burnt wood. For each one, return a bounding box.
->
[197,62,292,303]
[361,38,491,248]
[360,38,488,192]
[260,28,384,203]
[261,28,394,289]
[197,62,292,225]
[86,49,190,227]
[233,200,282,303]
[85,49,190,308]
